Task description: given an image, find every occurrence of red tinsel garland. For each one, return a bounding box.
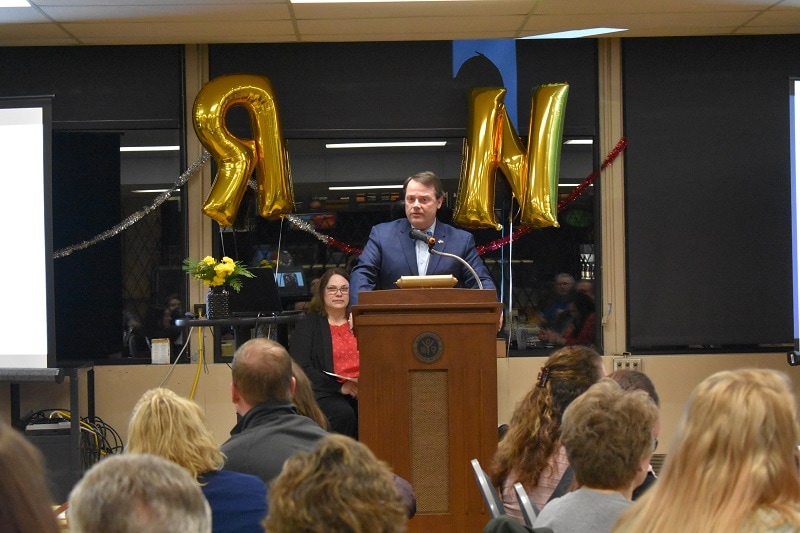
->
[300,136,627,256]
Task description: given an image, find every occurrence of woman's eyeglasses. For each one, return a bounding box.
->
[325,286,350,294]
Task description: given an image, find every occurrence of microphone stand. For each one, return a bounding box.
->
[427,244,484,290]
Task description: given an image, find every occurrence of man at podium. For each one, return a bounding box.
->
[350,170,496,306]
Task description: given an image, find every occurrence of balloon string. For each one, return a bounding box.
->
[55,137,626,260]
[476,136,626,255]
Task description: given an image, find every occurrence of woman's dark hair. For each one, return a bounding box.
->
[571,292,596,331]
[307,268,350,317]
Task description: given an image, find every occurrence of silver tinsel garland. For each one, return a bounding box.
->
[53,151,211,259]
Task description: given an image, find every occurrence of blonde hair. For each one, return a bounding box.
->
[613,368,800,533]
[126,388,223,479]
[291,360,329,430]
[561,379,658,490]
[264,434,406,533]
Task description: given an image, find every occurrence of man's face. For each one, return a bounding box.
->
[405,179,443,230]
[556,276,574,296]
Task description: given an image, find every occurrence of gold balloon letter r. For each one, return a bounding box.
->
[192,74,294,227]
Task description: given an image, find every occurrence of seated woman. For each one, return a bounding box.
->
[540,292,596,347]
[533,380,659,532]
[290,267,359,439]
[491,345,605,519]
[613,368,800,532]
[126,387,267,533]
[263,434,407,533]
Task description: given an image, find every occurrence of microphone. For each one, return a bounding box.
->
[409,228,436,246]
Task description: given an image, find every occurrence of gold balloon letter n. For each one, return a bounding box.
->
[192,74,294,227]
[454,84,569,230]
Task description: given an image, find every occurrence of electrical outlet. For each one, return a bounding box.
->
[612,357,642,372]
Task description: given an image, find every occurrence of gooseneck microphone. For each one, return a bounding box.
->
[408,228,436,246]
[407,228,483,289]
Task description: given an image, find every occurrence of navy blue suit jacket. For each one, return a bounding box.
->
[349,218,496,306]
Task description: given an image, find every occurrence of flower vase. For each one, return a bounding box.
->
[206,286,231,319]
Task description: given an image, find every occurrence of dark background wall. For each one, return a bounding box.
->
[623,35,799,350]
[0,36,795,358]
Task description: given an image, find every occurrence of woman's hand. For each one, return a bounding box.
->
[341,380,358,399]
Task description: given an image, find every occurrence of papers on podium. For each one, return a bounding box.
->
[395,274,458,289]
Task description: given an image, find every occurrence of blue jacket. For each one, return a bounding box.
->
[349,218,496,306]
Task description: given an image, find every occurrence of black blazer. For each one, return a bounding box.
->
[289,311,342,398]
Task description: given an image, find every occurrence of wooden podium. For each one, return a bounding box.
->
[352,288,502,532]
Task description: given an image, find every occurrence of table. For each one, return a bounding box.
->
[0,365,94,502]
[176,313,305,362]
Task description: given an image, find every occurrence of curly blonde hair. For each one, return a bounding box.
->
[263,434,406,533]
[613,368,800,533]
[490,345,603,489]
[126,387,223,479]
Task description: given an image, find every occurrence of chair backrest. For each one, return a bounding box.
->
[470,458,505,518]
[513,481,539,526]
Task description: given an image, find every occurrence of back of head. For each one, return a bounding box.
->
[561,379,658,490]
[492,345,604,487]
[614,368,800,532]
[264,434,406,533]
[126,387,223,478]
[607,369,659,406]
[0,422,61,533]
[232,338,294,405]
[68,454,211,533]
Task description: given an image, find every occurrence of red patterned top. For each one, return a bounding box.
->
[330,322,360,379]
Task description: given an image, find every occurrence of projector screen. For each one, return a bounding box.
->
[0,97,54,368]
[791,79,800,352]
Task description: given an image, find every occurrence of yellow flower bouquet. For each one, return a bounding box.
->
[182,256,254,292]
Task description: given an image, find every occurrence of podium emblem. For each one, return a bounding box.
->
[412,332,443,363]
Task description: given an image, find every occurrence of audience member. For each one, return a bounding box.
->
[68,453,211,533]
[221,338,329,484]
[613,368,800,532]
[484,516,553,532]
[291,359,330,430]
[533,380,659,532]
[491,346,605,518]
[122,309,148,357]
[263,434,407,533]
[294,277,321,312]
[222,338,418,517]
[0,421,61,533]
[126,387,267,533]
[291,267,359,438]
[540,293,595,347]
[575,280,594,301]
[607,369,660,500]
[541,273,575,333]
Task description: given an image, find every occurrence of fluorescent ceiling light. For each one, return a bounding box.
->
[564,139,593,145]
[326,141,446,149]
[0,0,30,7]
[329,185,403,191]
[130,188,180,193]
[523,28,626,39]
[120,145,180,152]
[559,183,593,188]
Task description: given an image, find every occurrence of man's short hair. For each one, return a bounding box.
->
[68,454,211,533]
[560,379,658,490]
[404,170,444,199]
[232,338,294,404]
